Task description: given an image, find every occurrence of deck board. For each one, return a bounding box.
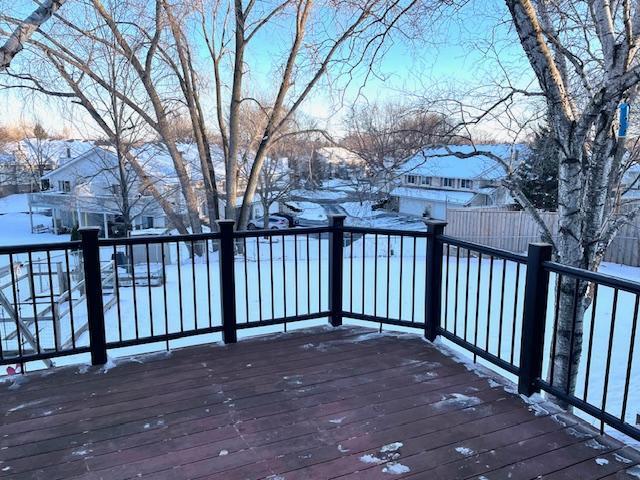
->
[1,325,639,479]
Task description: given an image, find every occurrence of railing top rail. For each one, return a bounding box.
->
[342,226,431,237]
[438,234,528,264]
[234,226,332,238]
[0,240,81,255]
[99,231,221,246]
[543,260,640,294]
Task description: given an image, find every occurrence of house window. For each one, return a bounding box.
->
[442,178,456,188]
[420,176,431,186]
[110,184,122,195]
[405,175,418,185]
[58,180,71,193]
[41,179,50,191]
[144,216,154,229]
[460,179,473,189]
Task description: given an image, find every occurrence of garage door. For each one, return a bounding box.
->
[399,197,427,216]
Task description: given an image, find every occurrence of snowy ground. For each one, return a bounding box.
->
[0,194,67,246]
[295,201,328,222]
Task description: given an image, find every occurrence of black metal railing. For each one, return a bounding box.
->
[0,216,638,442]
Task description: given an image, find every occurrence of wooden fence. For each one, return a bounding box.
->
[445,208,640,267]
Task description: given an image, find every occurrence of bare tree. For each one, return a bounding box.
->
[256,156,293,229]
[0,0,206,236]
[0,0,68,71]
[21,122,55,188]
[343,100,456,201]
[199,0,432,229]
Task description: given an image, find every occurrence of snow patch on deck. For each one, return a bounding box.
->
[380,442,403,453]
[382,462,410,474]
[585,438,607,450]
[432,393,481,409]
[359,454,384,464]
[455,446,475,456]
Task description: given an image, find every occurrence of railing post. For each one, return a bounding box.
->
[424,220,447,341]
[217,220,237,344]
[518,242,553,396]
[79,227,107,366]
[329,215,346,327]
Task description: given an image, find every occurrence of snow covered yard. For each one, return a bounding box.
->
[0,194,67,246]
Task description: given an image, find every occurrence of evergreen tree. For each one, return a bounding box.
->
[515,128,559,211]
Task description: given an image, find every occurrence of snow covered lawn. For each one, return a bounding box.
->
[296,201,327,222]
[0,194,68,246]
[290,188,347,201]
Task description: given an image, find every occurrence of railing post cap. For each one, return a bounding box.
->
[528,242,553,248]
[424,219,448,226]
[424,220,448,232]
[329,214,346,224]
[216,219,235,227]
[78,227,101,236]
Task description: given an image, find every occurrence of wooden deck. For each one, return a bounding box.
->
[1,326,639,479]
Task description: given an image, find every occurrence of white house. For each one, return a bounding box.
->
[29,145,204,237]
[29,142,276,236]
[390,144,523,220]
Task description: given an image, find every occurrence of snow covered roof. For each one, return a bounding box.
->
[399,144,526,181]
[316,146,364,165]
[4,139,96,166]
[390,186,477,205]
[42,143,212,184]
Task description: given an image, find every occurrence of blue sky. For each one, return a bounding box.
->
[1,0,531,139]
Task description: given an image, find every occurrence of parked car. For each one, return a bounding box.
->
[272,213,299,227]
[247,216,290,230]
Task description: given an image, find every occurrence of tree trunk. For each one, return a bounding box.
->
[549,275,589,404]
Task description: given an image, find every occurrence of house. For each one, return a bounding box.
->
[0,139,96,197]
[29,145,204,237]
[315,146,365,180]
[289,146,365,186]
[390,144,523,220]
[0,152,32,196]
[29,142,273,236]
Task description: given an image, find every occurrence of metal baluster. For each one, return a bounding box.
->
[27,252,41,354]
[497,258,507,359]
[485,255,494,352]
[583,283,598,402]
[146,243,154,336]
[65,249,77,349]
[621,294,639,422]
[45,251,58,351]
[269,235,275,320]
[600,288,619,433]
[112,245,122,343]
[190,240,197,329]
[176,242,184,333]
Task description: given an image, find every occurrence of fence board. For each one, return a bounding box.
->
[445,208,640,267]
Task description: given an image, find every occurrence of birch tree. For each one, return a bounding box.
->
[420,0,640,398]
[501,0,640,397]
